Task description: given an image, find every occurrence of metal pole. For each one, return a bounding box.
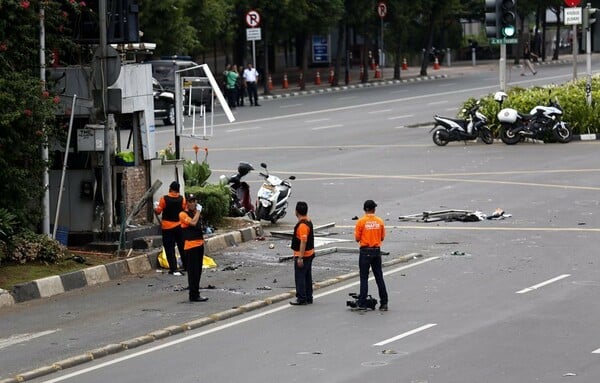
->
[472,47,476,66]
[53,95,77,239]
[252,40,256,69]
[100,0,114,231]
[573,24,578,80]
[380,18,384,67]
[586,3,593,106]
[499,43,507,91]
[40,4,50,236]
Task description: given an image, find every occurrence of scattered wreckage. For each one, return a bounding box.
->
[398,208,511,223]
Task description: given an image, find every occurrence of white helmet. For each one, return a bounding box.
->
[494,91,508,103]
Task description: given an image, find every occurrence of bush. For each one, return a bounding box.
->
[185,183,230,228]
[8,231,69,265]
[470,79,600,136]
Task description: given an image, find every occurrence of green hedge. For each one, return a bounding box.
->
[185,183,230,228]
[462,77,600,135]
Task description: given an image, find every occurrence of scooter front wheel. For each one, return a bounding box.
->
[479,127,494,144]
[255,205,267,221]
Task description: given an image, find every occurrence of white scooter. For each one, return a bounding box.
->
[255,163,296,223]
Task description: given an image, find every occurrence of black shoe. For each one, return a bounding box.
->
[307,300,313,304]
[289,300,307,306]
[255,103,260,106]
[190,296,209,302]
[379,304,388,311]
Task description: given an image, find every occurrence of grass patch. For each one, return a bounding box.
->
[0,252,118,290]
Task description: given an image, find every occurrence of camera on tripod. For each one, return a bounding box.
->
[346,292,377,310]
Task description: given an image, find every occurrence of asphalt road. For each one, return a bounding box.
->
[3,59,600,382]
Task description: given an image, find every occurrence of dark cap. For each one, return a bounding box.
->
[363,200,377,210]
[169,181,180,192]
[186,193,197,202]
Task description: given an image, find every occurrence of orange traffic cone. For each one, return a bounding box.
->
[282,73,289,89]
[328,67,334,84]
[370,58,376,70]
[433,57,440,70]
[402,57,408,70]
[374,65,381,79]
[268,73,273,90]
[315,70,321,85]
[359,65,364,81]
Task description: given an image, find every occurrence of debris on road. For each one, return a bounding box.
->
[399,208,512,222]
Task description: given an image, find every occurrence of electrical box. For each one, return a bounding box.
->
[77,124,105,151]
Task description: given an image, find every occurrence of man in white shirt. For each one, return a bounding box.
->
[243,63,260,106]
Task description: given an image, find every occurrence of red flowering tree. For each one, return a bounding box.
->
[0,0,85,233]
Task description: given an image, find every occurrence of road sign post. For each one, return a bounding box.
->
[245,10,261,69]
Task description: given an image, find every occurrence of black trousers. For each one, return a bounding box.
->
[358,247,388,307]
[293,256,314,303]
[186,245,204,300]
[162,226,186,272]
[246,82,258,105]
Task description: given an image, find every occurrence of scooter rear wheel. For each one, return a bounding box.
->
[432,127,450,146]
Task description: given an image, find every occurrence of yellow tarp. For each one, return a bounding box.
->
[158,247,217,269]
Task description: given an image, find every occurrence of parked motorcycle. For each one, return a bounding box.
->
[494,91,573,145]
[255,163,296,224]
[220,162,255,219]
[431,100,494,146]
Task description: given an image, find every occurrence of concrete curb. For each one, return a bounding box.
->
[0,251,422,383]
[259,75,448,100]
[1,223,263,309]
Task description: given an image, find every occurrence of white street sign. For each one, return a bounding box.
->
[246,28,262,41]
[564,7,582,25]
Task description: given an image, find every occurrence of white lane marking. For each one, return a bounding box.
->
[516,274,571,294]
[337,96,360,100]
[393,126,407,129]
[387,114,414,120]
[226,126,262,133]
[592,348,600,354]
[428,100,449,106]
[368,109,393,114]
[280,103,303,108]
[311,124,344,131]
[444,108,458,112]
[0,329,60,350]
[373,323,437,346]
[40,257,439,382]
[305,118,331,123]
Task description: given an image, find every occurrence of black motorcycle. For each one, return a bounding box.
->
[220,162,255,219]
[430,101,494,146]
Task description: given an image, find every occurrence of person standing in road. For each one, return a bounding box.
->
[354,200,388,311]
[154,181,187,276]
[289,201,315,306]
[236,65,246,107]
[521,42,537,76]
[243,63,260,106]
[226,64,239,108]
[179,194,208,302]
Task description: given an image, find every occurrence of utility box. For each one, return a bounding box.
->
[77,124,105,151]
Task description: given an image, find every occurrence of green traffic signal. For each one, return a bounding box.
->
[500,0,517,38]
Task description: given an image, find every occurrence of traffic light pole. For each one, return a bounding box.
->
[586,3,593,106]
[499,43,507,91]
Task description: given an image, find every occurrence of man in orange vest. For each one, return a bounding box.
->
[289,201,315,306]
[354,200,388,311]
[154,181,186,276]
[179,194,208,302]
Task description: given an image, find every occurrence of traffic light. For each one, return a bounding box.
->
[499,0,517,38]
[485,0,499,39]
[583,6,598,30]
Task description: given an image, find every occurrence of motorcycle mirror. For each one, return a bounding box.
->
[289,176,296,180]
[260,162,267,169]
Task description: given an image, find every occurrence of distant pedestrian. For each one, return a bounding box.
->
[521,43,537,76]
[243,63,260,106]
[289,201,315,306]
[236,65,246,106]
[154,181,186,276]
[226,64,239,108]
[354,200,388,311]
[179,194,208,302]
